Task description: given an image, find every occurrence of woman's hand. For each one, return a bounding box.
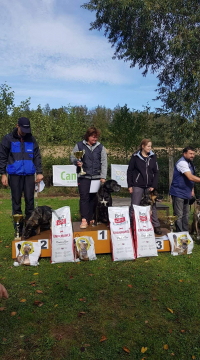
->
[77,161,83,168]
[149,187,154,192]
[128,187,133,194]
[1,174,8,186]
[100,178,106,184]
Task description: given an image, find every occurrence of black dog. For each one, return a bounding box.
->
[93,180,121,226]
[22,206,53,239]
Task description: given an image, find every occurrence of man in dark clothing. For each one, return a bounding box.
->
[170,146,200,232]
[0,117,43,232]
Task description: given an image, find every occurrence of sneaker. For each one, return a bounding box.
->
[80,219,88,229]
[154,227,162,235]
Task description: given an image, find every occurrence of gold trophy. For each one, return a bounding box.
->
[74,150,86,175]
[165,215,178,232]
[13,214,24,240]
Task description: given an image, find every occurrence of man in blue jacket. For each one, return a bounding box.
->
[0,117,43,233]
[170,146,200,232]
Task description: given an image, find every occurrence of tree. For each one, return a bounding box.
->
[109,104,147,161]
[82,0,200,117]
[0,83,15,140]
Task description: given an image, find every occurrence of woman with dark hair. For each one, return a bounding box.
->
[71,127,107,228]
[127,138,162,235]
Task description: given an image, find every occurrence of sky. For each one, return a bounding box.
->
[0,0,162,111]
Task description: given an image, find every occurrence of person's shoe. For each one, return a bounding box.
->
[80,219,88,229]
[154,227,162,235]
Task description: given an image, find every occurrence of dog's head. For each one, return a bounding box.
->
[195,198,200,207]
[22,219,38,239]
[104,180,121,193]
[179,236,189,250]
[23,244,32,256]
[149,189,158,204]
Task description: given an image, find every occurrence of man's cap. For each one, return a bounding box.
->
[18,117,31,133]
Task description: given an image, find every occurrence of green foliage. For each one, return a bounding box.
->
[109,104,148,161]
[82,0,200,116]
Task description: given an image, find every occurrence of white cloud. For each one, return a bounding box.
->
[0,0,131,84]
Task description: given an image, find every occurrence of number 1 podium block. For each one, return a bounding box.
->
[73,222,111,254]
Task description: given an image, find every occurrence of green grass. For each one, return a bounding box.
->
[0,195,200,359]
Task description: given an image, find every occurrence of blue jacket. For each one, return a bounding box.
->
[0,128,42,176]
[170,156,195,199]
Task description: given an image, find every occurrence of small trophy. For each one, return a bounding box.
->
[165,215,178,232]
[74,150,86,175]
[13,214,24,240]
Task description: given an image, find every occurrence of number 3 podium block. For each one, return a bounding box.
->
[155,228,171,252]
[73,222,111,254]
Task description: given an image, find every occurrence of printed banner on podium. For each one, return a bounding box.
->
[53,165,77,186]
[111,164,128,188]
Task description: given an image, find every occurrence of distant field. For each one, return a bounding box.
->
[40,145,186,158]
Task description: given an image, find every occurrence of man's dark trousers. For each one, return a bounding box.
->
[172,196,189,231]
[9,175,35,220]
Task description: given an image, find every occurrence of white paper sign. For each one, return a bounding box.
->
[90,180,101,193]
[98,230,108,240]
[156,235,168,250]
[38,239,49,250]
[111,164,128,188]
[53,165,77,186]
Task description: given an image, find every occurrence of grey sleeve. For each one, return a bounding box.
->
[70,144,79,165]
[100,146,107,179]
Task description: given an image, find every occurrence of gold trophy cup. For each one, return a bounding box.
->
[165,215,178,232]
[13,214,24,240]
[74,150,86,175]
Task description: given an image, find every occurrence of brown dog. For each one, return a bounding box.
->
[191,199,200,239]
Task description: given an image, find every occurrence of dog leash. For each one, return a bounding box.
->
[35,182,40,208]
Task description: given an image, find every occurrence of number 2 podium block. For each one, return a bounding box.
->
[12,230,51,259]
[73,222,111,254]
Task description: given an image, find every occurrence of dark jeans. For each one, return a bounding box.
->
[129,187,160,228]
[172,196,189,231]
[9,175,35,221]
[78,178,97,224]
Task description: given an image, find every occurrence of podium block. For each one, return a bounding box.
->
[12,226,171,259]
[12,230,51,259]
[73,222,111,254]
[155,228,171,252]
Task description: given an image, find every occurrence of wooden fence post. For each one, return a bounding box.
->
[168,154,174,202]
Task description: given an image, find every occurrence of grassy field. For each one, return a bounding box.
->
[0,194,200,360]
